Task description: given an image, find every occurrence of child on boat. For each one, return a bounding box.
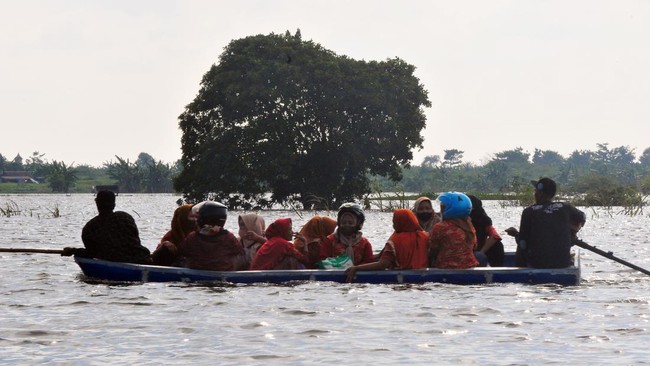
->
[250,218,318,270]
[177,201,246,271]
[345,209,429,282]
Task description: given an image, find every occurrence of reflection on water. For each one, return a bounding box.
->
[0,194,649,364]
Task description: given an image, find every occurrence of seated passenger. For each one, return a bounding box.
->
[177,201,246,271]
[318,203,374,266]
[293,215,337,251]
[71,190,151,264]
[250,218,318,270]
[238,213,266,268]
[412,196,441,233]
[151,204,197,266]
[467,195,505,267]
[345,209,429,282]
[507,178,586,268]
[429,192,479,269]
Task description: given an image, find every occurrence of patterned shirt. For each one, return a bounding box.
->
[429,219,479,269]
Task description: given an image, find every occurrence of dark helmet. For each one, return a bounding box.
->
[337,202,365,230]
[197,201,228,227]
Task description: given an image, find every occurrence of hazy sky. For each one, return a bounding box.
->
[1,0,649,167]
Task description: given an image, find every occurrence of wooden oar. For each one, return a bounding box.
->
[0,248,65,254]
[574,240,650,276]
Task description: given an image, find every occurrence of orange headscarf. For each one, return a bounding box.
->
[386,209,429,269]
[294,216,337,249]
[168,204,197,246]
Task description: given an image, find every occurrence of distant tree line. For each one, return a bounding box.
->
[2,144,649,204]
[0,151,179,193]
[373,143,650,206]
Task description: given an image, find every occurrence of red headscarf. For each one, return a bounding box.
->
[386,209,429,269]
[264,217,292,239]
[251,218,297,270]
[169,204,196,245]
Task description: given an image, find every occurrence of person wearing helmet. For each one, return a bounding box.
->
[428,192,480,269]
[177,201,246,271]
[317,203,374,266]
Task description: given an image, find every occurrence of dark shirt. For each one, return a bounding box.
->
[518,202,584,268]
[178,230,244,271]
[81,211,151,264]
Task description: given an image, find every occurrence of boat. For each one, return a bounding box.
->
[74,252,580,285]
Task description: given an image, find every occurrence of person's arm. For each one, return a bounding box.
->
[480,225,501,254]
[345,258,391,283]
[360,239,375,264]
[286,242,318,266]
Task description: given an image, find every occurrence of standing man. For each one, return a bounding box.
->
[509,178,585,268]
[73,190,151,264]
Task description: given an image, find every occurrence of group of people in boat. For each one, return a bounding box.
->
[63,177,586,281]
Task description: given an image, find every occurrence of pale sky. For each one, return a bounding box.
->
[1,0,649,167]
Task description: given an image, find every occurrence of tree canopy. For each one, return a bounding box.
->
[175,31,431,208]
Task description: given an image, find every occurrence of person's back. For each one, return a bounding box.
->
[518,178,585,268]
[179,230,243,271]
[428,192,479,269]
[177,201,245,271]
[381,209,429,270]
[81,191,151,264]
[519,201,578,268]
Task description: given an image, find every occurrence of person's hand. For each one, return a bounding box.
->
[505,227,519,237]
[243,231,265,243]
[61,247,79,256]
[345,266,358,283]
[292,232,306,243]
[306,241,320,259]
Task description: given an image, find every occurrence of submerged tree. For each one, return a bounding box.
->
[175,31,431,208]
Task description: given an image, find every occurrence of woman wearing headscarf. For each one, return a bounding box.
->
[237,213,266,268]
[428,192,479,269]
[468,195,505,267]
[412,196,441,233]
[152,204,197,266]
[293,215,337,251]
[250,218,318,270]
[345,209,429,282]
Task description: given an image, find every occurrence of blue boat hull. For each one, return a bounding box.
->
[74,254,580,285]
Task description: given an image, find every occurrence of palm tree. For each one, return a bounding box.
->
[47,161,78,193]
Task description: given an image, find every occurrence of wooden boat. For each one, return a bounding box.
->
[74,252,580,285]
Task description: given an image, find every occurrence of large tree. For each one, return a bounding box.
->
[175,32,431,208]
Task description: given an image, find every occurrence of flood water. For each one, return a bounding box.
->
[1,194,648,365]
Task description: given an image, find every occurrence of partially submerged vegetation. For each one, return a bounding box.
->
[0,200,62,219]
